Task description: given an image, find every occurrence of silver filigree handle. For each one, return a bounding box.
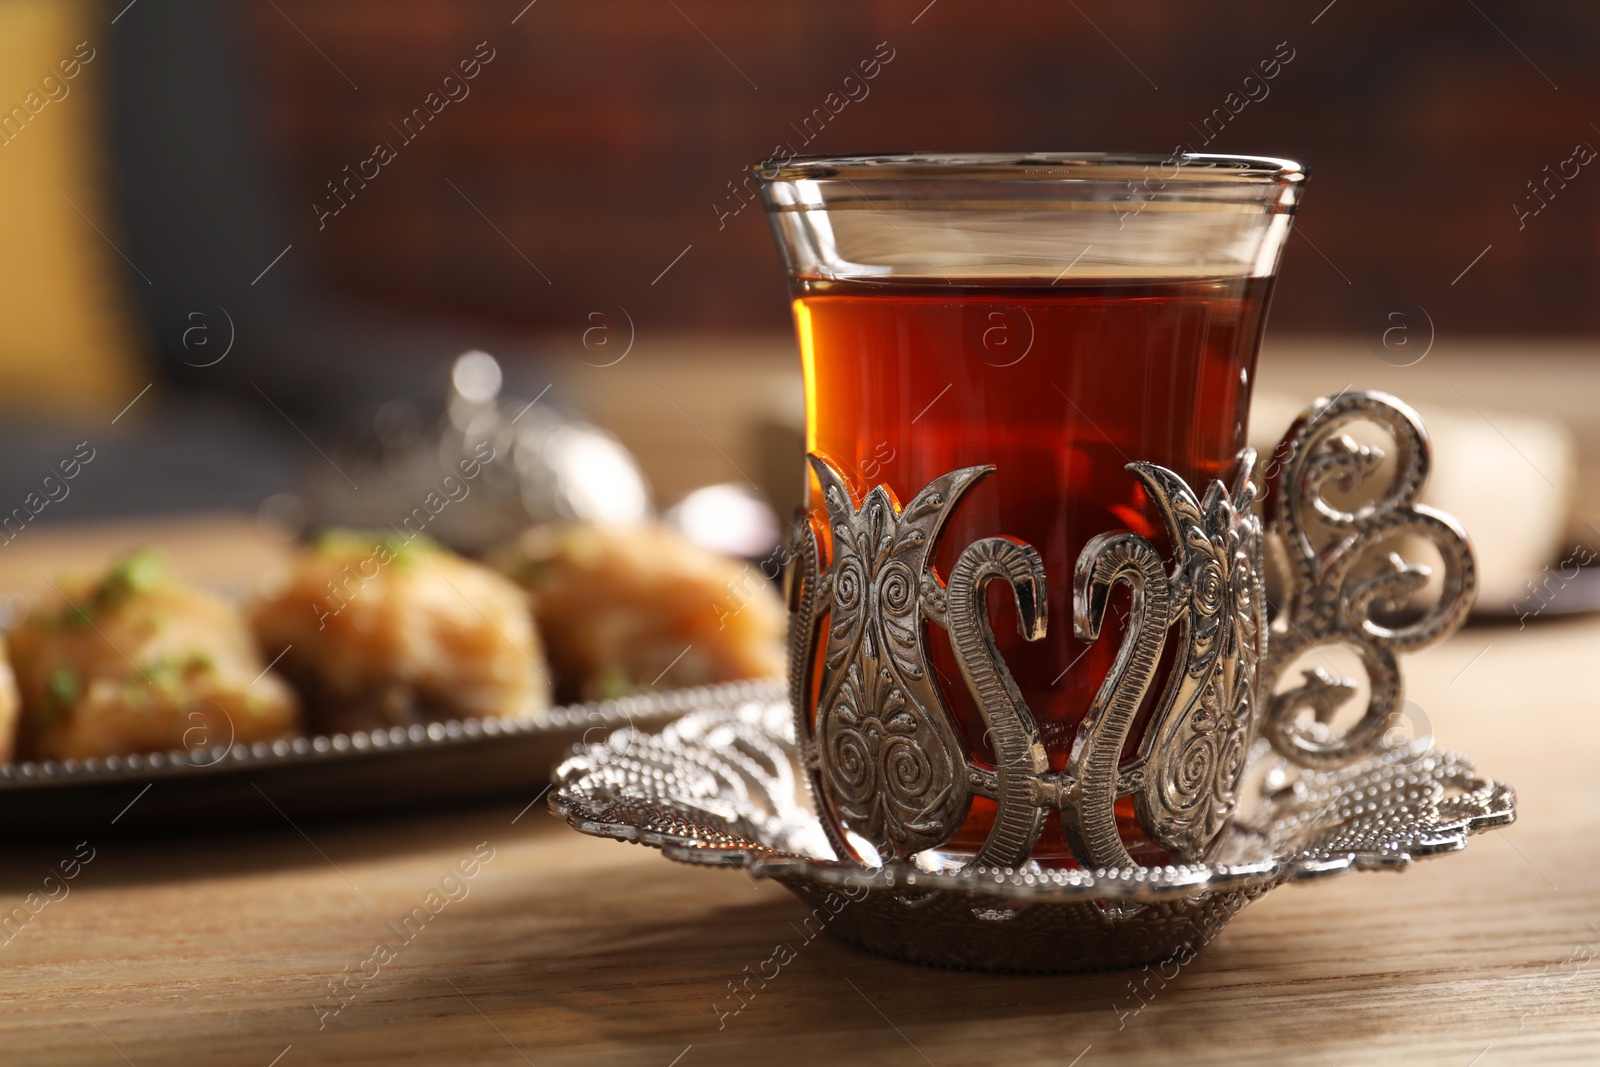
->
[1260,391,1477,769]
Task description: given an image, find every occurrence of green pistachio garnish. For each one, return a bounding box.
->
[384,533,437,567]
[313,529,437,568]
[47,665,79,707]
[144,652,215,692]
[596,668,632,700]
[93,548,167,608]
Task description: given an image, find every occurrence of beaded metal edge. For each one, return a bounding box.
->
[552,697,1513,972]
[0,678,784,787]
[551,697,1515,905]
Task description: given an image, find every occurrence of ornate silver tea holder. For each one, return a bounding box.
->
[552,392,1516,972]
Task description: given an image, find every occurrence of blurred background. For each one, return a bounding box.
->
[0,0,1596,610]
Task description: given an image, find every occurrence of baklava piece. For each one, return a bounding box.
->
[252,533,551,732]
[9,550,300,761]
[491,523,784,703]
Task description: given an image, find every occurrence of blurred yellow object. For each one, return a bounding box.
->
[0,0,143,417]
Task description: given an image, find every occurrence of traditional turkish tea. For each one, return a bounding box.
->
[794,274,1274,861]
[760,153,1303,869]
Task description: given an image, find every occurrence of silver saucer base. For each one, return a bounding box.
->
[550,689,1515,973]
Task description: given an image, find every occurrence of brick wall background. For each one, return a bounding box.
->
[243,0,1600,338]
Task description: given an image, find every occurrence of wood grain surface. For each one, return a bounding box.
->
[0,533,1596,1066]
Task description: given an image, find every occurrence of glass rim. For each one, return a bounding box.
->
[753,151,1307,185]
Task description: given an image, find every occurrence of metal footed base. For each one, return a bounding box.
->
[551,692,1515,973]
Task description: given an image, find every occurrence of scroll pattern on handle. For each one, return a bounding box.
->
[1259,391,1477,769]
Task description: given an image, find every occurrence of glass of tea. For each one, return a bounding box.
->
[757,153,1305,871]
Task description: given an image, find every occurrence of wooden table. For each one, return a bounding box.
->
[0,523,1597,1067]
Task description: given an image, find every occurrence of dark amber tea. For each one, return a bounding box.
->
[761,153,1303,867]
[796,275,1273,860]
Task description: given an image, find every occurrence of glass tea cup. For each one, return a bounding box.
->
[758,153,1305,870]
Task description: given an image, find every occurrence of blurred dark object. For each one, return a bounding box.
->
[104,0,551,429]
[0,0,569,526]
[242,0,1600,336]
[303,352,650,554]
[0,391,305,528]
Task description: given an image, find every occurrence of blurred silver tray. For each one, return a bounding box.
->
[0,678,782,839]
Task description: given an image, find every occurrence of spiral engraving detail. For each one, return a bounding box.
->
[1260,391,1476,768]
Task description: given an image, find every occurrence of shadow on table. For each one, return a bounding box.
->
[0,796,545,895]
[378,873,1282,1065]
